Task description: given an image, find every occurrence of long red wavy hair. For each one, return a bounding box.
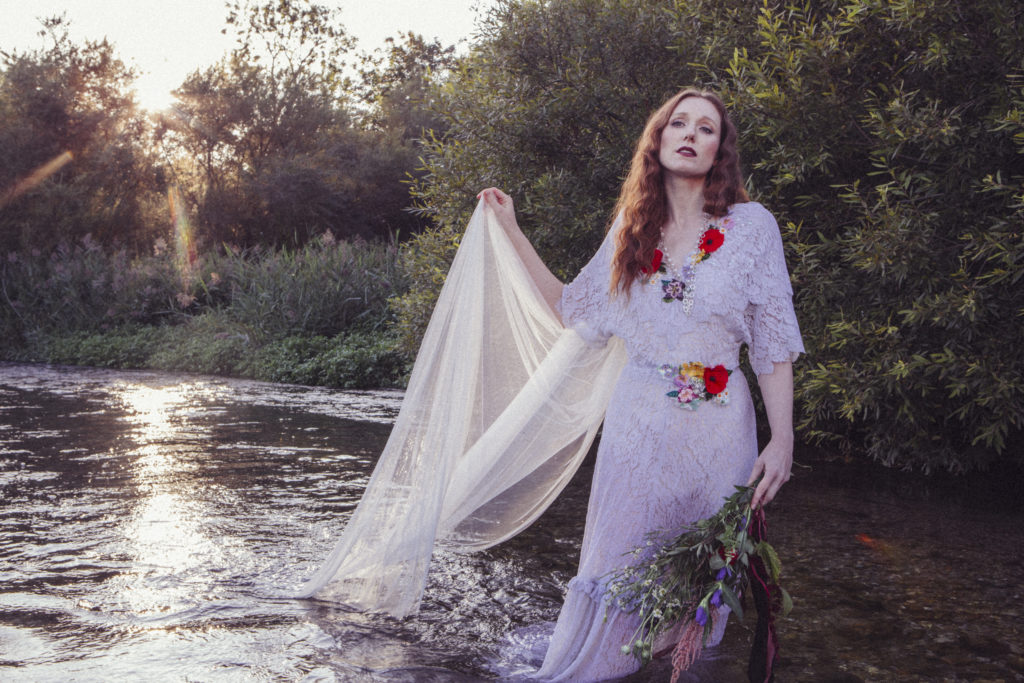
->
[609,89,748,294]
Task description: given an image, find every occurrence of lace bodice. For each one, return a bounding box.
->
[559,201,803,375]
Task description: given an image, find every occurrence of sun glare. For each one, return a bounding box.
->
[133,73,176,113]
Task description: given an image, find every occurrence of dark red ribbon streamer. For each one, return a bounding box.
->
[746,506,780,683]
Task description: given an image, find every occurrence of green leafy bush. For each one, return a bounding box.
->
[257,331,408,388]
[1,235,410,389]
[404,0,1023,472]
[38,326,164,368]
[722,0,1024,471]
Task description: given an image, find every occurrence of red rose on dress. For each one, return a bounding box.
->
[642,248,664,275]
[703,364,729,394]
[699,228,724,254]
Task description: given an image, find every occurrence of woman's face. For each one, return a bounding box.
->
[657,96,722,180]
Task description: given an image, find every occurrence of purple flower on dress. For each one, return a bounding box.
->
[716,567,730,581]
[661,278,686,301]
[711,589,722,607]
[695,605,709,626]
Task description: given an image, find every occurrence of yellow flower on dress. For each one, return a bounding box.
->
[681,362,704,379]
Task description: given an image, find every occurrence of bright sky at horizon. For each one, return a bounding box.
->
[0,0,496,111]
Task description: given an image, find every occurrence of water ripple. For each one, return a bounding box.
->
[1,362,1023,681]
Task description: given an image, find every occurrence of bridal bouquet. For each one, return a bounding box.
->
[604,484,791,683]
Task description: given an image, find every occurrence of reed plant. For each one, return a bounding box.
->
[1,233,410,388]
[209,234,405,341]
[0,237,180,346]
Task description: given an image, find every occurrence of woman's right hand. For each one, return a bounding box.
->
[477,187,520,238]
[475,187,566,318]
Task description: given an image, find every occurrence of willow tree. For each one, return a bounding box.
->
[397,0,1024,473]
[723,0,1024,471]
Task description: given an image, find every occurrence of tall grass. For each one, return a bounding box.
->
[0,234,410,387]
[1,236,179,344]
[207,234,404,340]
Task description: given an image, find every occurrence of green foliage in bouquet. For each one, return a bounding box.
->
[605,484,790,681]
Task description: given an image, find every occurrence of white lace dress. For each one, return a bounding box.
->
[534,201,804,681]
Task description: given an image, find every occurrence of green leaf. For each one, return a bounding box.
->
[756,541,782,583]
[720,584,744,621]
[780,587,794,617]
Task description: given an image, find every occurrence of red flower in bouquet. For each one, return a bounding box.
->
[642,248,664,275]
[698,228,724,255]
[703,365,729,395]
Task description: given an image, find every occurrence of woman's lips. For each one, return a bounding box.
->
[677,146,696,157]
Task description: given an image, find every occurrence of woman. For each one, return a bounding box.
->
[479,88,803,680]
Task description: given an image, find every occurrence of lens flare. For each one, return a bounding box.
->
[0,151,74,208]
[167,185,197,285]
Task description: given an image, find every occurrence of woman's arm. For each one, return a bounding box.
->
[746,360,794,508]
[479,188,565,319]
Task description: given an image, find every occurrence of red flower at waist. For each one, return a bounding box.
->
[703,365,729,395]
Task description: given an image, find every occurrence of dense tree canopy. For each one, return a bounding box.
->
[399,0,1024,473]
[0,2,454,253]
[726,0,1024,472]
[0,17,159,253]
[156,0,433,246]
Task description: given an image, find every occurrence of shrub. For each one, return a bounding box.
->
[404,0,1024,472]
[212,235,406,341]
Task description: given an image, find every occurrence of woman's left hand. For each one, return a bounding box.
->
[749,361,794,508]
[746,436,792,509]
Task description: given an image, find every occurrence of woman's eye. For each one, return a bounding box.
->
[700,126,714,134]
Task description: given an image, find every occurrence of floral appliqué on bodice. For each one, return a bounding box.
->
[642,216,733,314]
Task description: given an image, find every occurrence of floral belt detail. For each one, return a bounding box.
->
[658,362,731,410]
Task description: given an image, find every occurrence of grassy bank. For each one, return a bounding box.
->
[1,235,411,389]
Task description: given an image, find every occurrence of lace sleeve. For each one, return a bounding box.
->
[557,228,616,349]
[743,205,805,375]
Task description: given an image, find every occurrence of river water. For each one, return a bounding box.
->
[1,362,1022,682]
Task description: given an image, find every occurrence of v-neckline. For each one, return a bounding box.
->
[660,218,713,276]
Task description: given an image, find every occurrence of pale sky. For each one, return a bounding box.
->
[0,0,496,111]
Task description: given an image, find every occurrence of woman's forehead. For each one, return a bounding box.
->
[670,97,721,126]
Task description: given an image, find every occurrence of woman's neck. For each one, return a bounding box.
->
[661,175,707,251]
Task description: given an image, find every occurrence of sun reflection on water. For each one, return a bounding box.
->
[116,384,187,441]
[108,383,224,615]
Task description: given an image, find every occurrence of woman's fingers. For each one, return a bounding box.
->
[748,441,792,508]
[477,187,507,204]
[753,469,780,508]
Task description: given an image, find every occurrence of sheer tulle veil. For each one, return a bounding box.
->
[297,200,625,617]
